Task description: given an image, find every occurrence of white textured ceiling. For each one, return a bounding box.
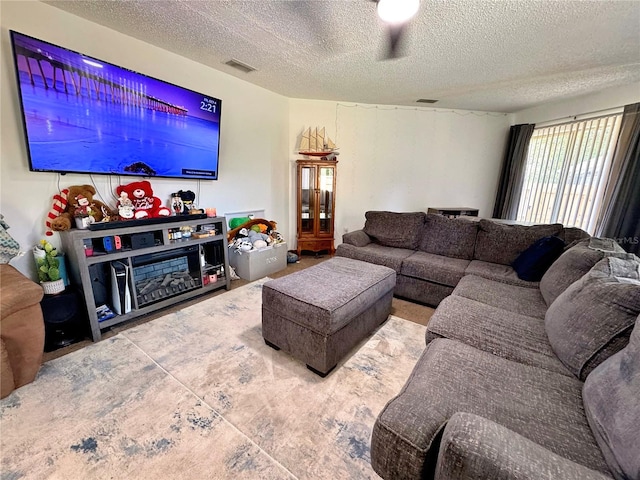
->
[44,0,640,113]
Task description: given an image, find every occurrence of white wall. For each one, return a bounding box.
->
[0,1,290,278]
[2,2,635,281]
[289,100,511,242]
[513,83,640,124]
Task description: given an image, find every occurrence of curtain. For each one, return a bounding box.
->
[596,103,640,254]
[492,124,535,219]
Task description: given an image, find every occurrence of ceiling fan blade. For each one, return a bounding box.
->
[384,24,406,60]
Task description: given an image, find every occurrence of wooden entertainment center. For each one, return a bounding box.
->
[61,215,230,341]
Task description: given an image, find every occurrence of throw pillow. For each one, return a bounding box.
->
[0,215,20,264]
[545,255,640,380]
[363,211,426,250]
[419,214,479,260]
[512,235,566,281]
[583,315,640,480]
[539,237,627,307]
[474,219,563,266]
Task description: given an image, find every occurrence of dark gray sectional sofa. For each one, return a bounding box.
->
[336,211,640,480]
[336,211,589,306]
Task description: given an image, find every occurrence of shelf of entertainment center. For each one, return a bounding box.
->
[96,276,227,330]
[83,234,226,266]
[60,216,231,342]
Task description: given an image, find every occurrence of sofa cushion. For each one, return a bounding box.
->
[426,295,570,375]
[587,237,628,254]
[546,255,640,380]
[539,239,607,307]
[583,316,640,480]
[474,219,563,266]
[335,243,414,273]
[371,339,609,480]
[363,211,426,250]
[341,229,371,247]
[418,214,478,260]
[512,235,566,281]
[395,276,454,307]
[401,251,470,287]
[436,413,613,480]
[465,260,540,288]
[452,275,548,318]
[559,226,591,245]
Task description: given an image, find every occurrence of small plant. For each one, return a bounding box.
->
[35,239,61,282]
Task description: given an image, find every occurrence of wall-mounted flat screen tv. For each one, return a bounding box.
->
[10,31,221,180]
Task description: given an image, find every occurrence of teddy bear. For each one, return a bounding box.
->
[116,180,171,219]
[49,185,113,233]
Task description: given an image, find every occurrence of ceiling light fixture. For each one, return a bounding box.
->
[377,0,420,24]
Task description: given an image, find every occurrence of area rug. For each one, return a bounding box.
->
[1,279,427,479]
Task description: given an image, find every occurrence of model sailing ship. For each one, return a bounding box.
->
[298,127,339,159]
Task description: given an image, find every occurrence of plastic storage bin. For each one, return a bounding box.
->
[228,243,287,281]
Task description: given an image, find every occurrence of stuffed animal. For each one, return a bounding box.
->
[176,190,204,215]
[239,239,253,252]
[229,237,253,254]
[45,188,69,236]
[116,180,171,219]
[50,185,113,233]
[73,194,93,217]
[117,192,135,220]
[229,228,273,254]
[247,229,272,247]
[270,231,285,244]
[170,193,185,215]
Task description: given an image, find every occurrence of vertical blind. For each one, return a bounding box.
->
[516,114,622,233]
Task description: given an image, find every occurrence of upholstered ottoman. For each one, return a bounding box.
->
[262,257,396,376]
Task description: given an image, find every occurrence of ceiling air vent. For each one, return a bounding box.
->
[417,99,438,104]
[224,59,257,73]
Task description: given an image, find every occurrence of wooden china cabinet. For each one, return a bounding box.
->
[296,159,337,256]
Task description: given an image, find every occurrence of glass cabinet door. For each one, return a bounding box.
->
[300,165,316,234]
[318,166,334,234]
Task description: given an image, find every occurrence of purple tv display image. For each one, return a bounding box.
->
[10,31,221,180]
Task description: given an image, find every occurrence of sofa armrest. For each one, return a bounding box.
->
[435,413,612,480]
[1,265,44,318]
[1,264,45,398]
[342,229,372,247]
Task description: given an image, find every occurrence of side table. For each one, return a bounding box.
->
[427,207,479,218]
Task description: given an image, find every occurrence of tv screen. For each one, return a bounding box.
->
[10,31,221,180]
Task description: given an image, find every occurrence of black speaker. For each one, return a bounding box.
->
[41,287,87,351]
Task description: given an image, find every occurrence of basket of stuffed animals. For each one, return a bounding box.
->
[228,242,288,281]
[227,218,287,281]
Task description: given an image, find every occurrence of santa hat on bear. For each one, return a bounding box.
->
[45,189,69,236]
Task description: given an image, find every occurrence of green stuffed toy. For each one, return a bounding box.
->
[229,217,251,230]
